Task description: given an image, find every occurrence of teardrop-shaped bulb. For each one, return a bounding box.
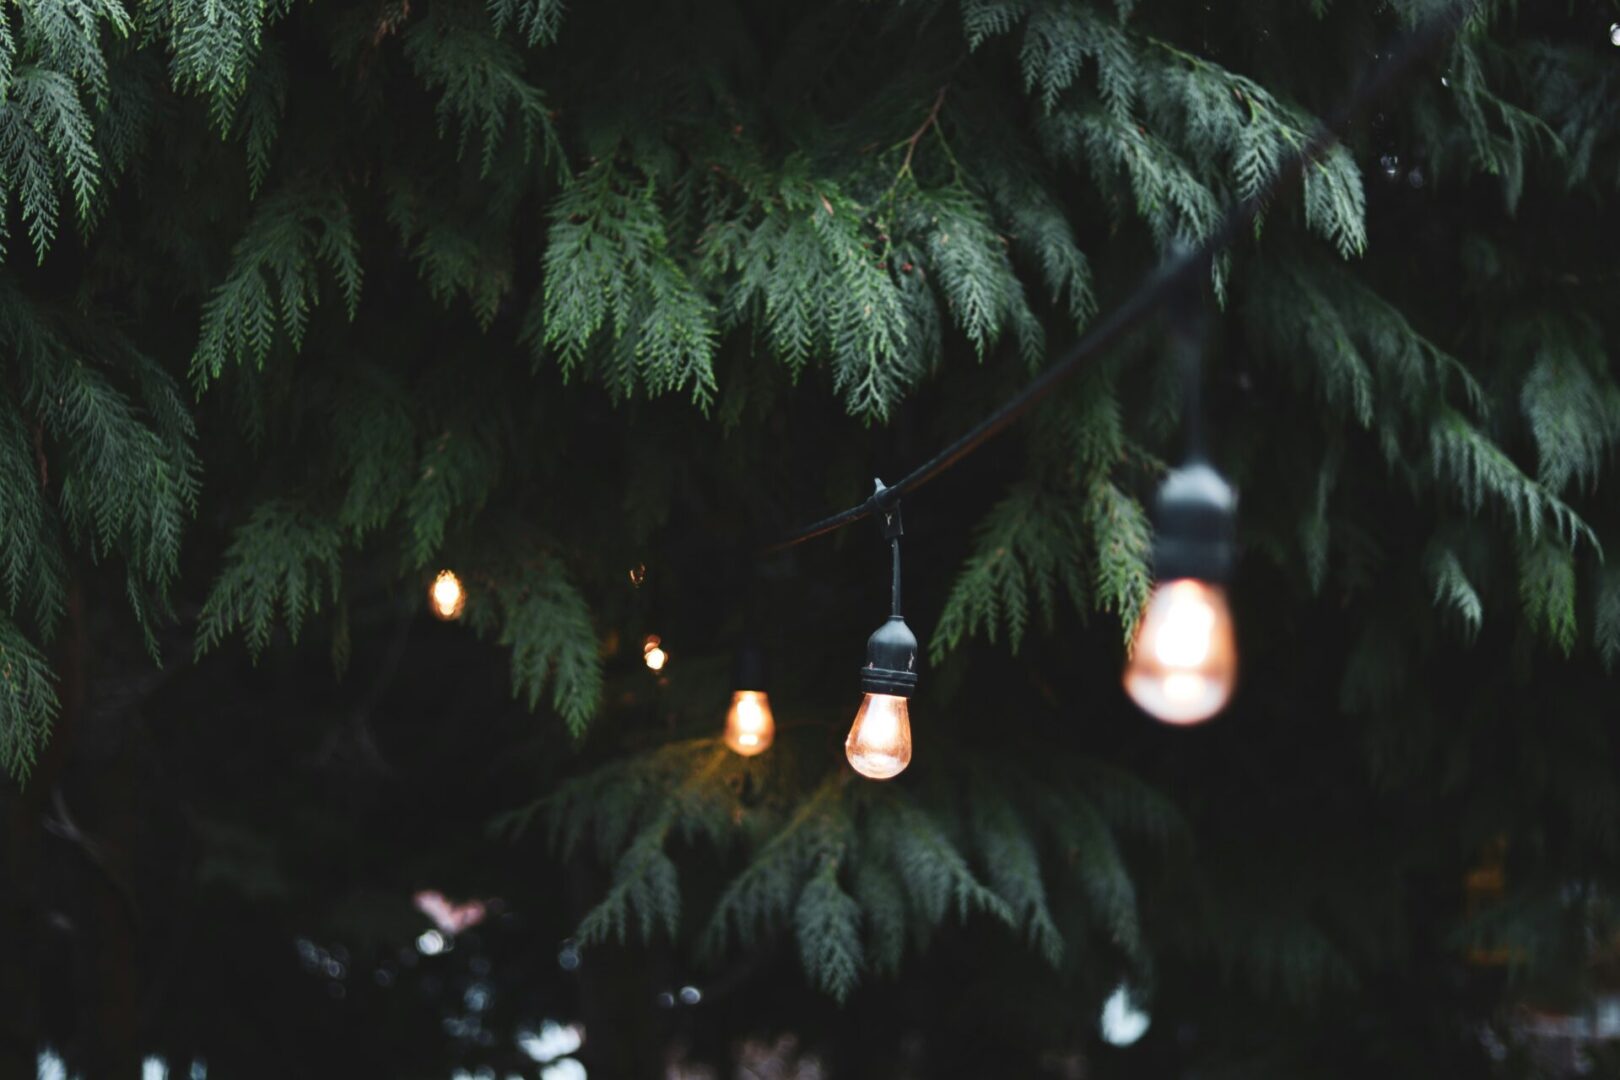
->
[1123,579,1236,724]
[429,569,466,621]
[845,693,912,779]
[723,690,775,756]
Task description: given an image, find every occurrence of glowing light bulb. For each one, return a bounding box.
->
[1099,984,1150,1047]
[845,693,912,779]
[723,689,774,756]
[1123,578,1236,724]
[642,635,667,672]
[429,570,465,621]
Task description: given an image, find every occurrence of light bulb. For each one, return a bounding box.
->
[1123,578,1235,724]
[429,569,465,621]
[845,693,912,779]
[723,690,775,756]
[1099,984,1151,1047]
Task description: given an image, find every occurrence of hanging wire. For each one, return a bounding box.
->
[1170,245,1212,462]
[890,537,903,617]
[764,2,1473,554]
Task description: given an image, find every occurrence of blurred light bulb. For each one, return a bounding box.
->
[1610,21,1620,46]
[723,690,774,756]
[644,646,667,672]
[845,693,912,779]
[1099,984,1150,1046]
[1123,579,1236,724]
[429,570,465,621]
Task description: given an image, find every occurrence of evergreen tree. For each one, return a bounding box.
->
[2,0,1620,1076]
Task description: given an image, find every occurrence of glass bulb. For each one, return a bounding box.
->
[845,693,912,779]
[1099,984,1151,1047]
[429,569,465,621]
[1123,579,1236,724]
[723,690,775,756]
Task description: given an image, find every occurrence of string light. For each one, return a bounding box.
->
[846,485,917,780]
[1123,257,1238,725]
[724,647,774,756]
[429,569,465,621]
[725,691,774,755]
[771,23,1470,735]
[396,15,1450,783]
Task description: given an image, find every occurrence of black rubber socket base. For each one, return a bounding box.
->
[860,616,919,698]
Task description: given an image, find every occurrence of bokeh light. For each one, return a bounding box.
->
[429,570,466,621]
[1099,984,1150,1047]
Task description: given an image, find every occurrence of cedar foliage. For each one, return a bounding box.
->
[2,0,1620,1072]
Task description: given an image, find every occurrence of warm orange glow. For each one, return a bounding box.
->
[1123,579,1236,724]
[1464,836,1517,967]
[845,693,912,779]
[644,646,667,672]
[723,690,775,756]
[429,570,465,621]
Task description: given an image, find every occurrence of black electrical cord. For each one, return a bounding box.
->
[764,2,1473,554]
[890,537,902,618]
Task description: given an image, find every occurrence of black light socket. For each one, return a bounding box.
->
[732,644,767,692]
[1152,458,1236,582]
[860,615,919,697]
